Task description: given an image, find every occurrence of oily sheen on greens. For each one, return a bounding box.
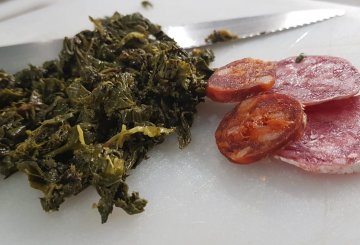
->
[0,12,213,223]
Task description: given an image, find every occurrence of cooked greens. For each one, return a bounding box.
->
[295,53,305,63]
[0,12,213,223]
[141,0,153,8]
[205,29,239,44]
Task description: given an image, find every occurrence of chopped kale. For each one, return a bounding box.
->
[0,12,213,223]
[295,53,306,63]
[141,0,153,8]
[205,29,239,44]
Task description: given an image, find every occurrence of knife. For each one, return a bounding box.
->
[0,8,344,73]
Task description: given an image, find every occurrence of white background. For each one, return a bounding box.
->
[1,0,360,244]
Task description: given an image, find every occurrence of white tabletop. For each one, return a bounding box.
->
[1,1,360,245]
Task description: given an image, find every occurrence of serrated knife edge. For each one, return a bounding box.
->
[239,9,345,40]
[163,9,345,48]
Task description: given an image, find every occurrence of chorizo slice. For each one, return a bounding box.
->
[273,55,360,105]
[274,96,360,174]
[206,58,276,102]
[215,93,306,164]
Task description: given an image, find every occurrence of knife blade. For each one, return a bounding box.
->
[0,8,344,73]
[164,8,344,48]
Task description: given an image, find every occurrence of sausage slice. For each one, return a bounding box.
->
[215,93,306,164]
[274,96,360,174]
[207,58,276,102]
[274,55,360,105]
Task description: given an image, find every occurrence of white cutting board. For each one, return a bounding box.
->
[1,0,360,244]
